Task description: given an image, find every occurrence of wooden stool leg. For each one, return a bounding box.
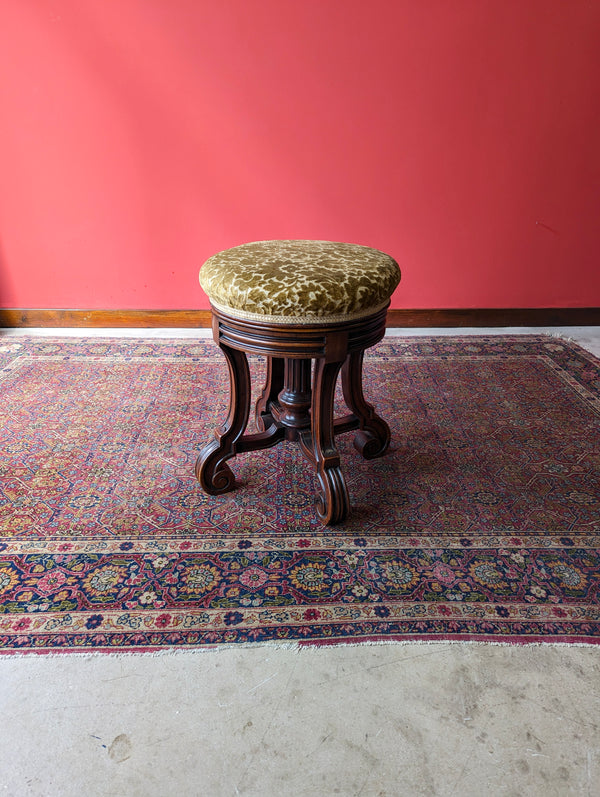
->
[255,356,284,431]
[195,342,251,494]
[301,358,350,525]
[341,349,391,459]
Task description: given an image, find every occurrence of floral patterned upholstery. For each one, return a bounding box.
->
[199,240,400,323]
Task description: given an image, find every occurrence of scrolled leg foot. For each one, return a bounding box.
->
[195,439,236,495]
[315,465,350,525]
[196,342,251,496]
[310,358,350,525]
[342,350,391,460]
[352,426,390,459]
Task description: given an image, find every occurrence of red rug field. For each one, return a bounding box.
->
[0,335,598,652]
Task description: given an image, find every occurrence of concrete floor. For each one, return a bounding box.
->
[0,327,599,797]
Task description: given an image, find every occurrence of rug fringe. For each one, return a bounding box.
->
[1,637,599,660]
[544,329,575,342]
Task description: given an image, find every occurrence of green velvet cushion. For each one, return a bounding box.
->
[199,240,401,323]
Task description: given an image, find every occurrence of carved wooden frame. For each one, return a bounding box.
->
[195,303,391,525]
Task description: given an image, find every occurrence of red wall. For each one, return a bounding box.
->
[0,0,599,311]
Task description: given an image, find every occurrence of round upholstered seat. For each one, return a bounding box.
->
[199,240,400,323]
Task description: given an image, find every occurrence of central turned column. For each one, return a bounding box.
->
[277,358,313,436]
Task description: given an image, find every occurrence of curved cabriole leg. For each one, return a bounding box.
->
[310,358,350,525]
[342,349,391,459]
[255,356,285,431]
[195,343,251,494]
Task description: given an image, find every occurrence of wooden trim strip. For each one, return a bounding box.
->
[0,309,213,328]
[387,308,600,328]
[0,307,599,329]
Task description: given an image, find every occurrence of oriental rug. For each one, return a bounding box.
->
[0,335,599,653]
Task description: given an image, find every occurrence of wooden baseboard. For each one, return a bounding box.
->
[387,307,600,327]
[0,307,599,329]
